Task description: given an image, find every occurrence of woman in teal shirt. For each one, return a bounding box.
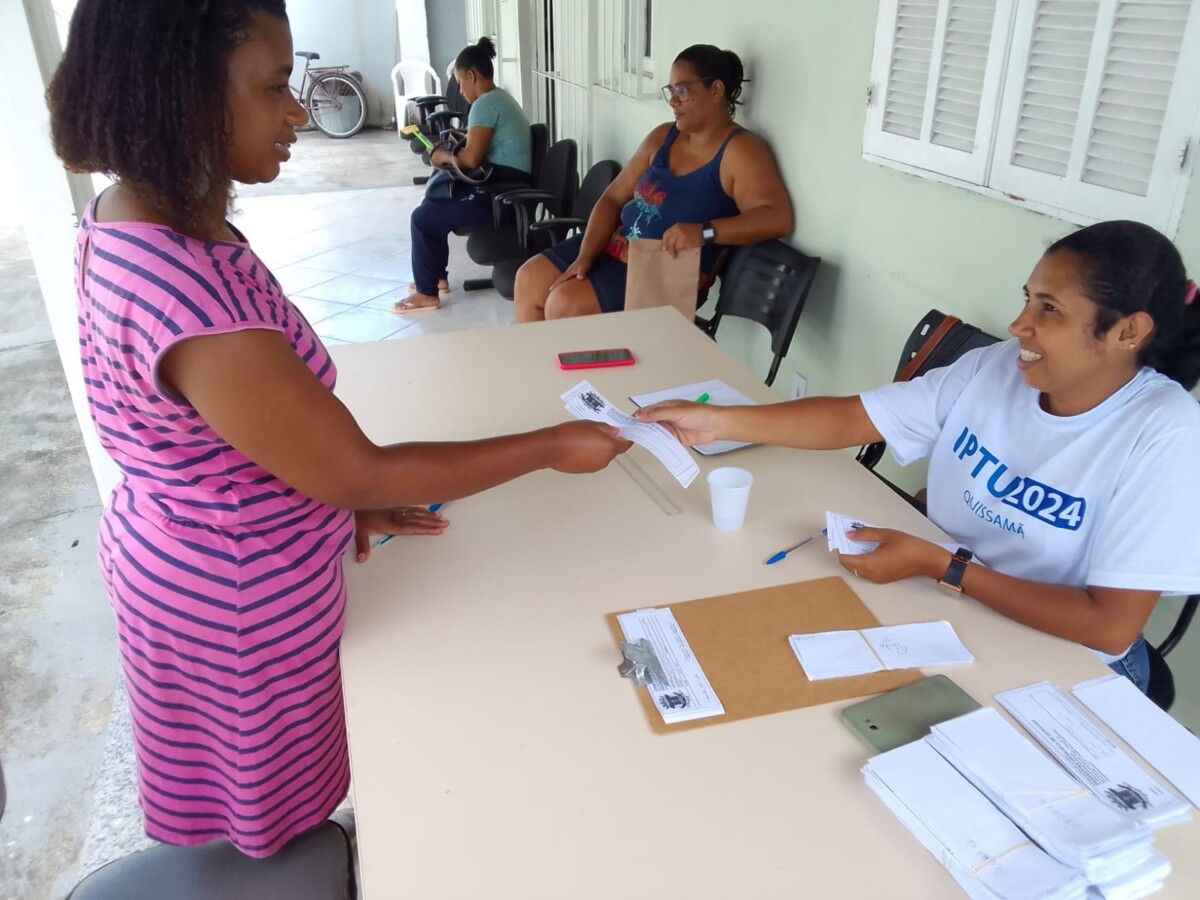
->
[395,37,531,313]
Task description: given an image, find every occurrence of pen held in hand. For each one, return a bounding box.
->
[765,528,828,565]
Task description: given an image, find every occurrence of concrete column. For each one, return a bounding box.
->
[395,0,432,63]
[0,0,116,497]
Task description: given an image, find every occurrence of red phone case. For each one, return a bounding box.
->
[557,350,636,370]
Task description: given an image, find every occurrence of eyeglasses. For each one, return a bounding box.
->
[660,77,715,103]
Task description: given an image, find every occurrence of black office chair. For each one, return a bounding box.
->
[1145,593,1198,712]
[519,158,622,246]
[485,158,623,298]
[405,75,471,186]
[455,130,576,297]
[696,239,821,387]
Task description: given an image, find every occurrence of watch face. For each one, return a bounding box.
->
[702,227,716,241]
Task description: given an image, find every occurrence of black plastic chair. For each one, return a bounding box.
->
[696,239,821,387]
[456,131,576,297]
[522,158,622,246]
[67,817,356,900]
[1146,593,1198,712]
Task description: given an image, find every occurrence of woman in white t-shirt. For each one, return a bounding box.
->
[637,220,1200,692]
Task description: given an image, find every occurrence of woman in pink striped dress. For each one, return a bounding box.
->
[49,0,628,858]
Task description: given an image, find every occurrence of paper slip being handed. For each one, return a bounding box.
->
[562,381,699,487]
[789,620,973,681]
[629,379,756,456]
[826,511,964,558]
[997,682,1191,829]
[616,607,724,724]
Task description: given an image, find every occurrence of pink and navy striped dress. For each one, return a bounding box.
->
[77,198,356,857]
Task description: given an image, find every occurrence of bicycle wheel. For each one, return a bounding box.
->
[306,73,367,139]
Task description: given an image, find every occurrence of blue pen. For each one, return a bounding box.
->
[765,528,827,565]
[428,503,444,513]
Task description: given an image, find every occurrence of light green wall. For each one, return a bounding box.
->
[591,0,1200,490]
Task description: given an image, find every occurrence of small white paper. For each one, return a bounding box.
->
[826,511,878,555]
[862,621,975,669]
[562,381,699,487]
[1073,673,1200,810]
[788,630,883,680]
[629,379,757,456]
[616,607,723,724]
[825,510,969,561]
[789,621,972,680]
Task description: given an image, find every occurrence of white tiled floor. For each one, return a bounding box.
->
[236,183,517,342]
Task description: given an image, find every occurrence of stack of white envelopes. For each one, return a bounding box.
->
[864,739,1089,899]
[926,709,1168,899]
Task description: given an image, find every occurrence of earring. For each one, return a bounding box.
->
[1128,342,1136,350]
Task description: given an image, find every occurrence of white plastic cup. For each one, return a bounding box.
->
[707,467,754,531]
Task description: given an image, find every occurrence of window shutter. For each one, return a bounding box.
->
[864,0,1014,183]
[991,0,1200,230]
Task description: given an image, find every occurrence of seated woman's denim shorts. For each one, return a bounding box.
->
[1108,634,1151,694]
[541,235,629,313]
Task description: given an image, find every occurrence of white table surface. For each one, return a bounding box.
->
[331,308,1197,899]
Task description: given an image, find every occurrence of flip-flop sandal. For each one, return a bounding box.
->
[408,282,452,296]
[392,295,441,314]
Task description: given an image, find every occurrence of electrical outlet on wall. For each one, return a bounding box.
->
[791,373,807,400]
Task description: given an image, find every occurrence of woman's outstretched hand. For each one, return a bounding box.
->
[354,507,448,563]
[634,400,720,446]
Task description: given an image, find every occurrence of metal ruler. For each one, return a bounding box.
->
[616,454,683,516]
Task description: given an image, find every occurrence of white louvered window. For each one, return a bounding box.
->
[864,0,1200,234]
[865,0,1015,183]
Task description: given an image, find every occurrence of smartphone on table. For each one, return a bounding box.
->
[556,348,636,370]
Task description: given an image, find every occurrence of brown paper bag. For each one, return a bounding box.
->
[624,237,701,320]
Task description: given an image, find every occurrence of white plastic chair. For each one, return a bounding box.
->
[390,59,440,138]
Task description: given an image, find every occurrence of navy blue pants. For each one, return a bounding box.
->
[409,190,496,296]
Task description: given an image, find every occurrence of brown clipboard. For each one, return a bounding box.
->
[605,576,923,734]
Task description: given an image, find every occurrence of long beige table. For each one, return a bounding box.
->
[332,308,1197,899]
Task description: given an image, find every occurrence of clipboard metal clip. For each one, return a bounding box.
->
[618,638,666,688]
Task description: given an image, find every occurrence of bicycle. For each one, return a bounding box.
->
[292,51,367,139]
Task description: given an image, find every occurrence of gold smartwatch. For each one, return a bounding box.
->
[937,547,973,592]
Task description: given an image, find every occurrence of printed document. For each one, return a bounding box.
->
[864,739,1088,899]
[562,381,699,487]
[997,682,1190,828]
[1073,674,1200,810]
[616,607,723,724]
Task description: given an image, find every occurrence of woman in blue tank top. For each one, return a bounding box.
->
[515,45,793,320]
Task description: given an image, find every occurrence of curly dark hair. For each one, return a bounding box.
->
[48,0,289,236]
[1048,220,1200,390]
